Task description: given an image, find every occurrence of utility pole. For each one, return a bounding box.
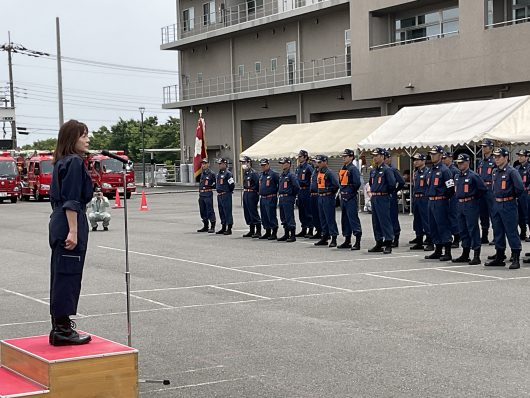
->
[56,18,64,127]
[6,31,17,149]
[139,107,146,187]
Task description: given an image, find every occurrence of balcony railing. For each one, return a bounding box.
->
[370,30,459,50]
[485,16,530,29]
[161,0,334,44]
[163,53,351,104]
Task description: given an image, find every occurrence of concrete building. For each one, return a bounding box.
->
[160,0,530,180]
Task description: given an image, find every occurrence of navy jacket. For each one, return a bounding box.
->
[369,163,396,194]
[426,161,454,198]
[278,170,300,197]
[259,169,280,196]
[296,162,313,188]
[216,169,235,193]
[492,165,524,199]
[339,162,361,198]
[317,167,339,194]
[199,169,216,196]
[413,166,430,196]
[243,168,260,192]
[454,168,488,199]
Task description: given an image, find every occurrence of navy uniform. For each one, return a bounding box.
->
[451,154,488,265]
[410,153,431,250]
[515,149,529,240]
[197,159,216,233]
[49,154,93,346]
[308,159,322,239]
[314,155,340,247]
[277,157,300,242]
[477,139,496,243]
[425,145,455,261]
[295,150,314,237]
[485,148,524,269]
[368,148,396,254]
[384,150,405,247]
[215,158,235,235]
[240,156,262,238]
[443,151,461,248]
[258,158,280,240]
[337,149,362,250]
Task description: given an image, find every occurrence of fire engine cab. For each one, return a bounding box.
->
[0,151,21,203]
[20,151,54,201]
[87,151,136,199]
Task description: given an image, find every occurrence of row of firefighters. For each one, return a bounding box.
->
[197,139,529,269]
[0,150,136,203]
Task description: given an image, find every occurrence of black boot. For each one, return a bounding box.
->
[197,221,208,232]
[410,242,424,250]
[425,244,443,259]
[243,225,254,238]
[392,234,399,248]
[286,228,296,242]
[523,254,530,264]
[423,236,434,251]
[295,227,307,238]
[487,250,506,260]
[452,247,470,263]
[409,236,422,244]
[337,236,352,249]
[268,227,278,240]
[481,229,489,244]
[329,236,337,248]
[485,249,506,266]
[259,228,271,240]
[383,240,392,254]
[223,224,232,235]
[508,250,521,269]
[469,248,481,265]
[216,225,226,234]
[314,235,330,246]
[351,234,361,251]
[451,234,460,249]
[208,221,215,233]
[49,316,56,345]
[50,316,91,346]
[277,228,289,241]
[304,228,314,239]
[439,243,452,261]
[368,241,384,253]
[310,230,322,240]
[252,224,262,238]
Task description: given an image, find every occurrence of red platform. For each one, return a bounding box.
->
[0,367,48,397]
[2,333,136,363]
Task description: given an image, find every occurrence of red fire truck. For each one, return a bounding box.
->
[87,151,136,199]
[20,151,54,201]
[0,151,21,203]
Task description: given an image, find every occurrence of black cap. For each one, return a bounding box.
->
[516,149,528,157]
[298,149,308,157]
[371,148,386,156]
[239,155,251,163]
[412,153,426,161]
[200,158,209,164]
[442,151,453,159]
[383,150,391,158]
[314,154,328,162]
[259,158,269,165]
[429,145,445,154]
[278,157,292,164]
[493,147,509,157]
[217,158,228,164]
[455,153,470,163]
[481,139,494,147]
[341,148,355,157]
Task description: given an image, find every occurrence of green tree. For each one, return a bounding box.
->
[21,138,57,151]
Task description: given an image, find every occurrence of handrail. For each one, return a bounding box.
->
[369,30,459,50]
[485,16,530,28]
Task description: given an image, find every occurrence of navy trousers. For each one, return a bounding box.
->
[371,195,394,242]
[340,195,361,237]
[389,192,401,235]
[279,196,296,229]
[492,200,521,251]
[217,194,233,225]
[457,200,481,250]
[318,195,338,237]
[479,189,494,230]
[449,196,459,235]
[243,192,261,225]
[412,196,430,239]
[517,193,528,232]
[310,194,321,232]
[199,194,216,223]
[297,188,313,229]
[260,196,278,229]
[428,199,452,245]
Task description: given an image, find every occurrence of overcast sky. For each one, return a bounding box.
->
[1,0,178,146]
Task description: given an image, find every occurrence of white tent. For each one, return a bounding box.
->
[358,96,530,150]
[240,116,390,160]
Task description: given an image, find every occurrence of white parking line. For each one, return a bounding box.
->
[140,376,258,394]
[1,288,50,306]
[235,255,420,268]
[209,285,271,300]
[128,293,173,308]
[435,268,505,280]
[364,273,432,285]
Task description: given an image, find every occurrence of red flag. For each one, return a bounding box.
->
[193,111,207,179]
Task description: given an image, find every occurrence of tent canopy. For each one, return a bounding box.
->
[240,116,390,160]
[358,96,530,151]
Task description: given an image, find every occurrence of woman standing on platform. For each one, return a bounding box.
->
[48,120,93,346]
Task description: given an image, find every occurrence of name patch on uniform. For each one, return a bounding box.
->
[228,177,234,184]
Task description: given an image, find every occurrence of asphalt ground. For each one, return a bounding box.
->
[1,192,530,397]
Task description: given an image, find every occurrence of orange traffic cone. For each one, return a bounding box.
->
[139,191,149,211]
[112,188,123,209]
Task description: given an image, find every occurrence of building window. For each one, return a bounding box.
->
[271,58,277,71]
[197,73,203,83]
[513,0,530,21]
[238,65,245,77]
[183,7,195,31]
[395,6,459,43]
[344,29,351,76]
[202,1,216,25]
[255,62,261,73]
[286,41,297,85]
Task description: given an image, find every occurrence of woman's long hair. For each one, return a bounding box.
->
[53,120,88,164]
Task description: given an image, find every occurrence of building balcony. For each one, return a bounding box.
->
[485,0,530,28]
[163,53,351,108]
[161,0,348,49]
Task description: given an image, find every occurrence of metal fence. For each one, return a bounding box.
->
[133,164,181,186]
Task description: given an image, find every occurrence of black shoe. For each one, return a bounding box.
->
[452,247,470,263]
[351,235,361,251]
[197,222,208,233]
[259,229,271,240]
[439,244,452,261]
[338,236,352,249]
[425,245,442,260]
[304,228,314,239]
[216,225,226,235]
[103,227,109,231]
[208,221,216,233]
[92,226,97,231]
[328,236,337,248]
[243,225,255,238]
[314,236,330,246]
[368,241,384,253]
[223,225,232,235]
[409,236,422,244]
[277,228,289,242]
[451,234,460,249]
[410,243,424,250]
[481,229,489,245]
[468,249,481,265]
[286,229,296,243]
[392,234,399,248]
[310,231,322,240]
[485,249,506,266]
[295,227,307,238]
[252,225,262,238]
[525,237,530,243]
[50,317,91,346]
[383,241,392,254]
[522,257,530,264]
[508,250,521,269]
[268,228,278,240]
[424,244,435,251]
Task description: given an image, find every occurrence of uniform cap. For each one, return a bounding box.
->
[442,151,453,158]
[429,145,445,154]
[314,154,328,162]
[481,139,494,147]
[217,158,228,164]
[341,148,355,157]
[455,153,470,163]
[383,150,391,158]
[278,157,292,164]
[200,158,209,164]
[95,187,102,193]
[492,147,509,157]
[412,153,426,161]
[298,149,309,157]
[516,149,528,156]
[239,155,251,162]
[259,158,270,165]
[371,148,386,156]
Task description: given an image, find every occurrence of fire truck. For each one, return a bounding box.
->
[20,151,54,201]
[0,151,21,203]
[87,151,136,199]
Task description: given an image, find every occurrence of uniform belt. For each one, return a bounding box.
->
[300,186,309,190]
[244,189,256,192]
[318,192,334,196]
[260,194,276,198]
[458,196,476,203]
[217,191,229,196]
[495,196,514,202]
[278,193,289,197]
[200,189,213,193]
[311,192,318,196]
[485,181,493,185]
[429,196,448,201]
[414,193,424,198]
[371,192,388,196]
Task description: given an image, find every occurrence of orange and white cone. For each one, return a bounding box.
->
[112,188,123,209]
[139,191,149,211]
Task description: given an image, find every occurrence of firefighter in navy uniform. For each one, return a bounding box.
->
[258,158,280,240]
[410,153,431,250]
[451,154,488,265]
[314,155,340,247]
[308,157,322,239]
[515,149,529,240]
[368,148,396,254]
[443,151,461,248]
[215,158,235,235]
[485,148,525,269]
[477,139,496,244]
[240,156,262,238]
[295,150,314,237]
[197,159,216,233]
[338,149,362,250]
[384,150,405,247]
[425,145,455,261]
[277,157,300,242]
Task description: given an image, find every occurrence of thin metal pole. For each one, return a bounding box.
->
[56,18,64,127]
[140,107,146,187]
[7,31,17,148]
[122,166,132,347]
